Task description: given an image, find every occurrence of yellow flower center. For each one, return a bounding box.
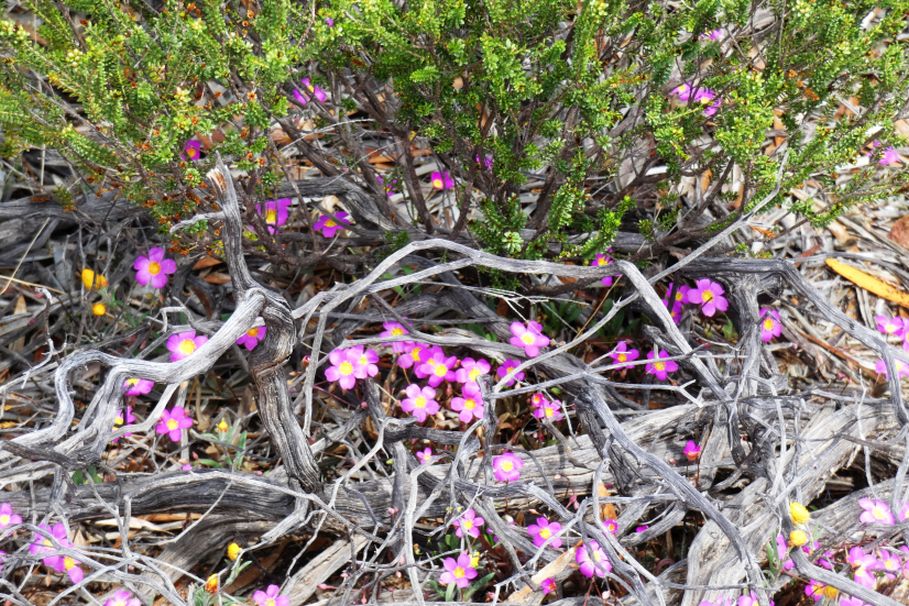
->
[414,396,427,408]
[617,353,627,362]
[166,419,178,431]
[114,415,124,426]
[701,291,713,302]
[453,566,465,579]
[178,339,197,356]
[187,147,198,158]
[674,291,684,301]
[246,327,260,337]
[500,460,513,471]
[0,514,9,525]
[822,586,839,600]
[410,347,423,361]
[432,178,443,189]
[339,361,354,376]
[539,527,551,539]
[433,364,448,377]
[469,368,481,381]
[462,520,473,530]
[763,318,774,330]
[126,378,138,387]
[592,550,602,562]
[464,399,476,410]
[266,599,276,606]
[307,84,315,92]
[391,328,404,336]
[324,219,336,228]
[873,505,888,519]
[654,361,665,371]
[521,333,536,345]
[148,261,161,276]
[265,209,278,224]
[63,557,76,571]
[544,407,554,418]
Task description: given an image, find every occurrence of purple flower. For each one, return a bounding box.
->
[509,321,550,357]
[236,325,267,351]
[133,247,177,289]
[874,358,909,379]
[530,392,563,421]
[313,212,350,238]
[440,551,478,589]
[805,580,838,602]
[123,378,154,397]
[591,253,617,286]
[527,516,562,549]
[645,349,678,381]
[683,440,701,461]
[859,498,895,525]
[760,307,783,343]
[29,522,83,584]
[540,578,556,595]
[380,321,412,353]
[375,174,399,198]
[492,452,523,483]
[575,541,611,579]
[602,518,618,535]
[475,153,494,170]
[324,16,335,27]
[875,315,906,338]
[166,330,208,362]
[415,447,433,464]
[325,346,379,390]
[104,589,141,606]
[430,170,455,190]
[156,406,193,443]
[293,78,327,105]
[252,584,289,606]
[451,382,485,423]
[112,406,137,443]
[609,341,640,369]
[415,348,458,387]
[455,357,491,384]
[671,83,693,102]
[400,384,439,423]
[181,139,202,161]
[496,359,525,386]
[256,198,292,234]
[686,278,729,317]
[694,88,721,116]
[0,503,21,529]
[700,28,723,41]
[453,508,485,539]
[880,146,900,166]
[398,342,430,370]
[351,346,380,378]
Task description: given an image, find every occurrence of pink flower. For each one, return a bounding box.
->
[440,551,477,589]
[122,378,154,397]
[539,578,556,595]
[351,346,379,378]
[104,589,141,606]
[166,330,208,362]
[760,307,783,343]
[133,247,177,289]
[236,325,267,351]
[859,498,895,525]
[602,518,618,535]
[313,212,350,238]
[451,382,485,423]
[398,342,430,370]
[509,321,550,357]
[700,28,723,41]
[0,503,21,529]
[453,508,485,539]
[609,341,640,369]
[380,321,412,353]
[455,357,491,384]
[575,541,611,579]
[840,598,870,606]
[496,359,525,386]
[400,384,439,423]
[112,406,137,443]
[591,253,616,286]
[530,392,563,421]
[325,346,378,390]
[181,139,202,161]
[415,447,433,464]
[880,146,900,166]
[375,174,399,198]
[293,78,327,105]
[475,153,494,170]
[252,584,290,606]
[492,452,523,483]
[645,349,678,381]
[805,580,837,602]
[527,516,562,549]
[671,83,693,102]
[683,440,701,461]
[874,358,909,379]
[875,315,906,338]
[430,170,455,191]
[416,349,458,387]
[694,88,721,116]
[256,198,292,234]
[29,523,83,584]
[155,406,193,443]
[686,278,729,317]
[737,592,770,606]
[774,533,795,571]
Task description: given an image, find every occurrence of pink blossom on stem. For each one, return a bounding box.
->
[496,359,525,386]
[104,589,141,606]
[760,307,783,343]
[380,321,412,353]
[112,406,136,443]
[430,170,455,191]
[133,247,177,289]
[509,321,550,357]
[453,508,485,539]
[0,503,21,529]
[455,357,491,384]
[875,315,906,338]
[686,278,729,317]
[416,349,459,387]
[609,341,640,369]
[398,342,430,370]
[492,452,523,483]
[400,384,439,423]
[156,406,193,443]
[530,392,563,421]
[29,522,83,584]
[415,447,433,464]
[181,139,202,161]
[602,518,619,535]
[252,584,290,606]
[671,83,693,102]
[880,146,901,166]
[123,378,154,397]
[440,551,478,589]
[451,382,485,423]
[255,198,292,234]
[293,78,327,105]
[527,516,562,549]
[591,253,616,286]
[683,440,701,461]
[539,578,556,595]
[859,498,895,525]
[575,541,611,579]
[236,325,267,351]
[645,349,678,381]
[166,330,208,362]
[313,212,350,238]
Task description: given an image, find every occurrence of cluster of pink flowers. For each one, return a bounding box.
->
[430,170,455,191]
[325,346,380,390]
[375,174,399,198]
[155,406,193,443]
[29,522,84,583]
[662,283,689,323]
[530,392,563,421]
[253,584,290,606]
[440,551,478,589]
[133,247,177,290]
[670,83,721,116]
[256,198,292,234]
[293,77,327,105]
[590,252,617,286]
[313,211,350,238]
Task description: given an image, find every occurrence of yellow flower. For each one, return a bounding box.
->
[81,268,108,290]
[226,542,241,561]
[470,550,480,568]
[789,501,810,525]
[217,418,229,433]
[204,573,219,593]
[789,529,808,547]
[91,302,107,316]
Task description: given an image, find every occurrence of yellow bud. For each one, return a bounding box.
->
[204,574,219,593]
[91,302,107,316]
[789,529,808,547]
[789,501,810,525]
[217,418,229,433]
[470,551,480,568]
[226,542,241,561]
[81,268,108,290]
